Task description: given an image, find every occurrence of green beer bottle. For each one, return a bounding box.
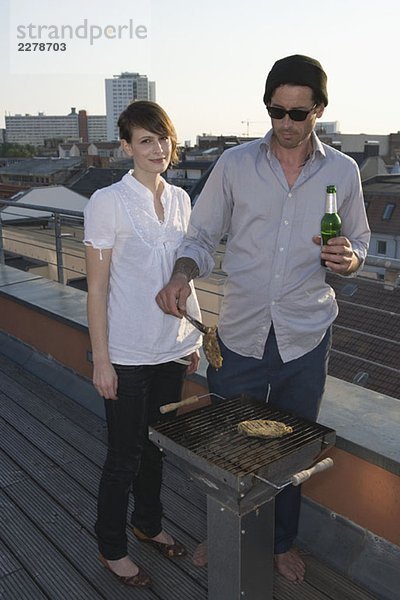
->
[321,184,341,267]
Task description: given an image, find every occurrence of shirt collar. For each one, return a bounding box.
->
[122,170,170,197]
[259,129,326,161]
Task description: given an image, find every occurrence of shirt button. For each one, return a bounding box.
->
[279,247,284,252]
[288,193,292,198]
[271,301,276,306]
[275,274,280,278]
[284,220,289,225]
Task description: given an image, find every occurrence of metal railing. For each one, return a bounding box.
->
[0,199,84,285]
[1,198,400,288]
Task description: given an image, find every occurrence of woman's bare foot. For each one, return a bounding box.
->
[99,555,151,587]
[104,555,140,578]
[132,527,186,557]
[150,529,175,545]
[192,541,208,567]
[274,549,305,582]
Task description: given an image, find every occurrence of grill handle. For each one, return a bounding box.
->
[159,392,226,414]
[160,395,199,414]
[291,457,334,486]
[254,458,334,492]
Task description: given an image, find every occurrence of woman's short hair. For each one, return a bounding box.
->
[118,101,179,163]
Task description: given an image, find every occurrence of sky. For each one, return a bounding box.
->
[1,0,400,146]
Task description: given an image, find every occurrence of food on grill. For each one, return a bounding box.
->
[203,326,223,370]
[238,419,293,438]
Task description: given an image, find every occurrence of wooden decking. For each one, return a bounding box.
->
[0,352,380,600]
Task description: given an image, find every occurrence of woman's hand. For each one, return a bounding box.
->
[93,360,118,400]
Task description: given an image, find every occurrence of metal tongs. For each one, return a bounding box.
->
[180,310,223,370]
[180,310,211,335]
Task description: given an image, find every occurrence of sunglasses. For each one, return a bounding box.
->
[267,104,317,122]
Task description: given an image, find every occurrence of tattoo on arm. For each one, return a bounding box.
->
[172,257,200,282]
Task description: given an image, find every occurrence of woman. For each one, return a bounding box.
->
[84,101,202,588]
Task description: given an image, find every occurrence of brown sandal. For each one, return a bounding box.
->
[132,527,187,558]
[99,554,151,587]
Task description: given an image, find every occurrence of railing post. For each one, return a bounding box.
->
[54,213,64,284]
[0,216,5,265]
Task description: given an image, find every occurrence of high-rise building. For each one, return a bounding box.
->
[87,115,107,142]
[105,72,156,141]
[5,109,79,146]
[5,109,107,146]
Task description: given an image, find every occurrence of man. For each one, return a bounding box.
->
[156,55,370,582]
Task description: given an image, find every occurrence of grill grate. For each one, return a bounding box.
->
[154,395,334,478]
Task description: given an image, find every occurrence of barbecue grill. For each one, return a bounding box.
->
[150,394,336,600]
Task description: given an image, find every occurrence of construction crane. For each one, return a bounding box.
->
[240,120,265,137]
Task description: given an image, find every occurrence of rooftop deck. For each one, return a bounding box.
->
[0,350,380,600]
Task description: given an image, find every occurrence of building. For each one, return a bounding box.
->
[388,131,400,162]
[315,121,340,135]
[167,159,217,193]
[195,134,255,152]
[67,166,129,198]
[105,72,156,141]
[316,131,390,157]
[58,142,127,167]
[5,109,79,146]
[362,174,400,265]
[0,157,83,197]
[5,109,107,146]
[86,114,107,143]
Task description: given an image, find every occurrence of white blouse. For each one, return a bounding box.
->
[84,171,202,365]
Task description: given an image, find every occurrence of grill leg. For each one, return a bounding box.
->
[207,495,274,600]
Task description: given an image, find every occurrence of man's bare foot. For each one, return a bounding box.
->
[104,556,139,577]
[192,541,208,567]
[274,549,305,583]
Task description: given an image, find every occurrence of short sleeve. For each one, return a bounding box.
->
[83,187,117,249]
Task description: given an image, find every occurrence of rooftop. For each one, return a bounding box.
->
[363,173,400,194]
[0,158,83,176]
[0,185,399,599]
[1,186,88,221]
[0,343,381,600]
[327,272,400,399]
[68,166,128,198]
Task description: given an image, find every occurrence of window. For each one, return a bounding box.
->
[377,240,387,255]
[382,203,395,220]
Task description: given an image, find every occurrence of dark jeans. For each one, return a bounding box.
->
[95,361,186,560]
[207,324,331,554]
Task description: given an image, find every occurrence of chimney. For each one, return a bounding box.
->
[364,141,379,157]
[78,110,88,143]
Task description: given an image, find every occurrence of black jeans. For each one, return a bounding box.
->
[95,361,186,560]
[207,325,332,554]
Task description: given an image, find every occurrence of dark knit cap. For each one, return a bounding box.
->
[263,54,328,107]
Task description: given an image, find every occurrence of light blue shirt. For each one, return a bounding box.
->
[178,130,370,362]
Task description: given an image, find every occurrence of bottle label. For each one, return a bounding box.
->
[325,193,337,214]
